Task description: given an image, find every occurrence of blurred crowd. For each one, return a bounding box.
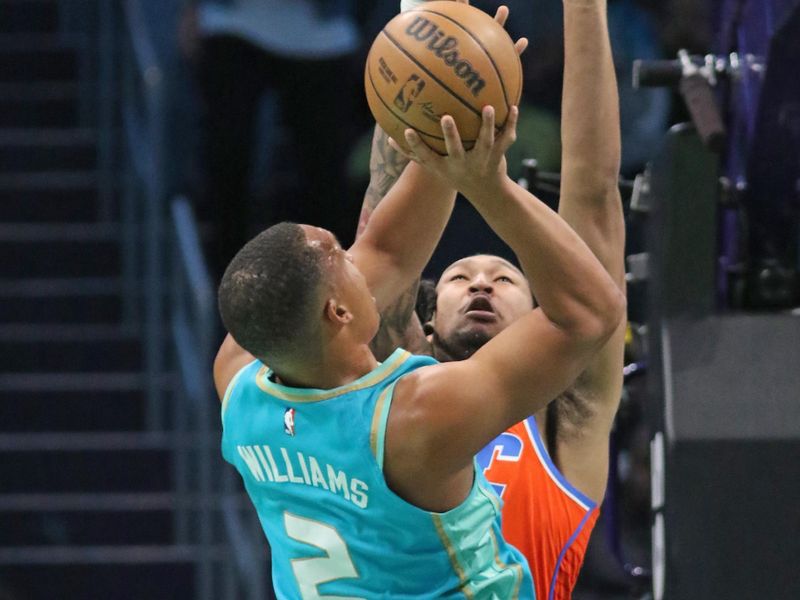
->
[171,0,711,280]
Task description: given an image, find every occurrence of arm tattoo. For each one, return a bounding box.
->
[370,281,432,361]
[357,127,428,359]
[356,127,411,238]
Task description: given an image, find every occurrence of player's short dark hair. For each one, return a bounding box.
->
[218,222,326,362]
[416,279,438,326]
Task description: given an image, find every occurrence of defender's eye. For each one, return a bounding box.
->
[496,276,514,283]
[449,274,468,281]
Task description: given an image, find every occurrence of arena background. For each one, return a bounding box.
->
[0,0,798,598]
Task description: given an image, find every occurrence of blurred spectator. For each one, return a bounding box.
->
[180,0,363,278]
[609,0,671,174]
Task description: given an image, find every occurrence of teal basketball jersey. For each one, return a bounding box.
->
[221,348,535,599]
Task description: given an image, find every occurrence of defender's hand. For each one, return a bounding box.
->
[412,1,529,55]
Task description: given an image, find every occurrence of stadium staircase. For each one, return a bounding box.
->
[0,2,242,597]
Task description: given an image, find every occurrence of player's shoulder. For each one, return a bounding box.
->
[214,335,257,400]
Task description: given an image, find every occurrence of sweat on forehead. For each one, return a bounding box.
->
[300,225,340,252]
[439,255,524,280]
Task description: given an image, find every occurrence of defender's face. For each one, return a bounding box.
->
[433,255,534,345]
[300,225,380,340]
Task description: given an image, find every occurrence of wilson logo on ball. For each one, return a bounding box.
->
[404,16,487,97]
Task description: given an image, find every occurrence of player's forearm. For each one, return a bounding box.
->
[468,176,625,339]
[357,160,456,284]
[358,124,457,285]
[356,126,412,238]
[355,126,436,359]
[560,0,621,198]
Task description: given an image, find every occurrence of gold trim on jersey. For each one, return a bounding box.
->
[432,514,475,600]
[489,527,523,600]
[369,387,392,464]
[254,349,411,403]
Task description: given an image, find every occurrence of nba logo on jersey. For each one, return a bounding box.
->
[283,408,296,436]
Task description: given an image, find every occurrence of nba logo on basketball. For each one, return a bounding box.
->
[394,74,426,113]
[284,408,296,437]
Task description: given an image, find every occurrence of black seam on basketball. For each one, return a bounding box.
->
[380,29,483,121]
[414,7,513,114]
[367,62,446,141]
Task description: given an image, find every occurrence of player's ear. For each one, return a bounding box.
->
[423,310,436,340]
[325,298,353,325]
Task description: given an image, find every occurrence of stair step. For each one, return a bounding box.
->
[0,293,122,324]
[0,128,94,145]
[0,81,79,101]
[0,34,84,52]
[0,277,119,296]
[0,544,224,563]
[0,37,80,83]
[0,559,196,599]
[0,187,100,222]
[0,82,80,128]
[0,372,175,393]
[0,436,176,494]
[0,1,60,35]
[0,388,145,432]
[0,235,120,278]
[0,432,205,452]
[0,222,116,242]
[0,277,122,325]
[0,509,174,546]
[1,335,141,372]
[0,323,134,341]
[0,170,98,190]
[0,129,96,172]
[0,492,248,512]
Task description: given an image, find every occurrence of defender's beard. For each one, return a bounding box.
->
[431,327,493,362]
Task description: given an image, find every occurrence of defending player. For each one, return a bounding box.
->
[214,101,624,600]
[358,0,626,597]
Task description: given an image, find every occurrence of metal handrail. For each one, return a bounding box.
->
[123,0,160,78]
[120,0,165,431]
[169,197,266,599]
[170,196,215,600]
[118,1,264,594]
[171,199,215,322]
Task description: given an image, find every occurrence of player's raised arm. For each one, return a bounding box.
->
[549,0,627,502]
[348,144,456,317]
[385,108,625,508]
[352,126,431,359]
[559,0,624,285]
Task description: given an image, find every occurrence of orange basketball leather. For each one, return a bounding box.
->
[365,1,522,154]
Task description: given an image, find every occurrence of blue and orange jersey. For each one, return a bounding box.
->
[477,416,599,600]
[221,348,535,599]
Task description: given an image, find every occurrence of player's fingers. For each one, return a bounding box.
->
[495,105,519,157]
[405,129,440,166]
[388,136,416,162]
[478,105,495,150]
[441,116,466,160]
[494,5,509,27]
[515,37,528,56]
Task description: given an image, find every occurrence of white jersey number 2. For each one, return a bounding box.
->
[284,512,364,600]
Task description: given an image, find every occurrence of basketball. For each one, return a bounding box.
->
[364,1,523,154]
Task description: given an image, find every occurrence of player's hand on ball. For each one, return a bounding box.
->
[493,5,529,55]
[393,104,519,199]
[419,1,529,53]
